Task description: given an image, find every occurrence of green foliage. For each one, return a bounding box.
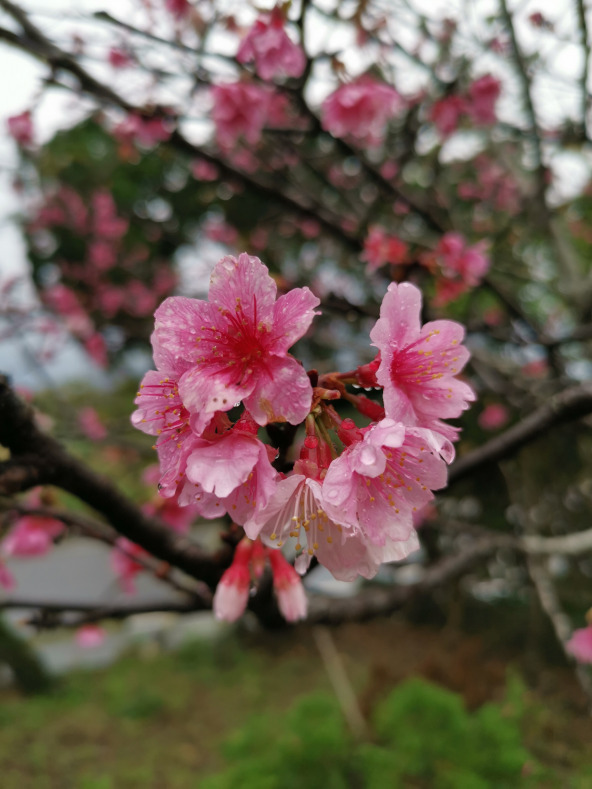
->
[204,677,556,789]
[201,693,353,789]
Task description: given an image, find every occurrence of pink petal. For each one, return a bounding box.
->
[270,287,320,353]
[186,434,261,498]
[370,282,422,352]
[208,254,277,326]
[243,356,313,426]
[153,296,214,371]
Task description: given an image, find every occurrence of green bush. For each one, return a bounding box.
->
[203,677,553,789]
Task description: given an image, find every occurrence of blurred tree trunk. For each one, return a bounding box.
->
[0,615,52,694]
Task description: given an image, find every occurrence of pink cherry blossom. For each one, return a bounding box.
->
[243,473,412,581]
[185,423,279,525]
[478,403,509,431]
[2,514,64,558]
[321,76,403,145]
[213,539,252,622]
[268,549,307,622]
[191,159,219,181]
[76,624,106,648]
[237,9,306,81]
[428,233,490,306]
[567,625,592,664]
[7,111,33,146]
[211,83,272,149]
[132,369,195,497]
[113,115,172,149]
[430,95,465,136]
[467,75,501,125]
[362,227,408,273]
[166,0,191,17]
[77,406,107,441]
[108,47,133,68]
[370,282,475,441]
[323,418,452,549]
[152,253,320,431]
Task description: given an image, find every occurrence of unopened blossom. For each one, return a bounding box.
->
[237,9,306,81]
[370,282,475,441]
[467,75,501,125]
[152,253,320,431]
[321,77,403,145]
[7,111,33,146]
[211,83,271,149]
[323,418,453,549]
[567,624,592,664]
[213,539,252,622]
[2,514,64,558]
[268,549,307,622]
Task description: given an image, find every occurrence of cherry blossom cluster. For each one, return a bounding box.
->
[29,183,178,363]
[132,252,475,621]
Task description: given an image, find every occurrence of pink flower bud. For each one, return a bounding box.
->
[268,550,307,622]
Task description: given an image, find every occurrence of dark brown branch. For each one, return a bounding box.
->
[0,598,203,628]
[306,536,508,624]
[449,383,592,484]
[0,376,230,588]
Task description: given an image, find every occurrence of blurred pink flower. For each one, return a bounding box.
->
[0,562,15,590]
[77,406,107,441]
[191,159,219,181]
[7,111,33,146]
[237,9,306,81]
[567,625,592,664]
[2,514,64,558]
[111,538,147,595]
[478,403,509,431]
[108,47,133,68]
[84,333,108,368]
[430,95,465,136]
[467,75,501,125]
[211,82,272,148]
[321,76,403,145]
[75,624,106,648]
[362,226,408,272]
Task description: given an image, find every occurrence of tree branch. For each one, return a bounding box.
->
[449,383,592,484]
[0,376,230,588]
